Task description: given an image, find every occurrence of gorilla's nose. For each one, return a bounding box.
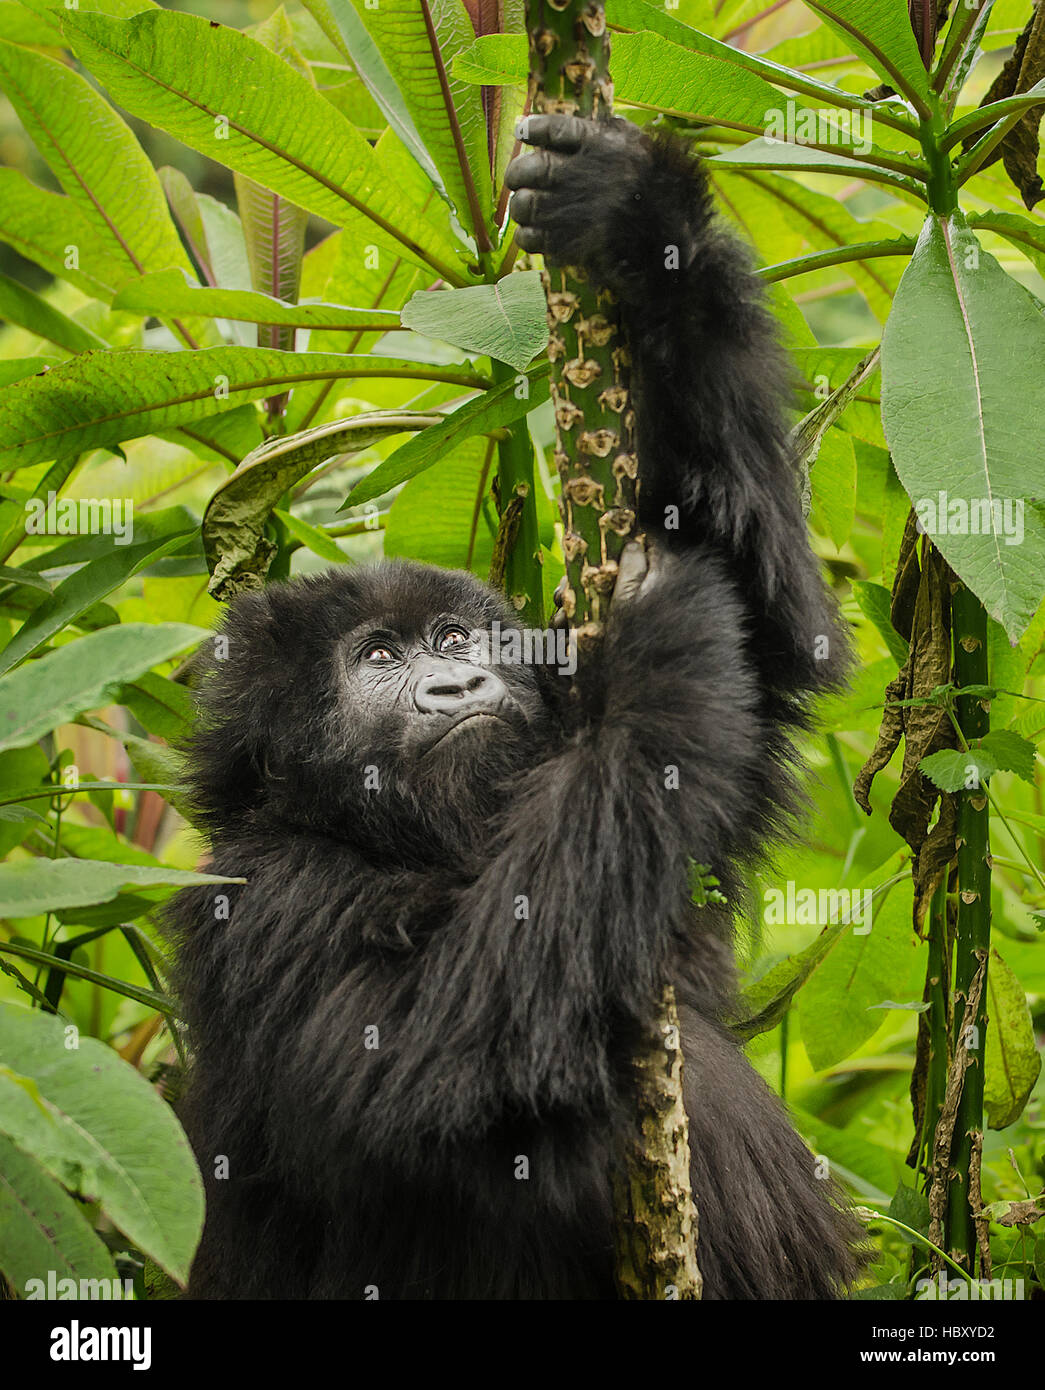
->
[415,662,505,717]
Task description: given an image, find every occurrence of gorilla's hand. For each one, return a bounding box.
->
[506,114,697,296]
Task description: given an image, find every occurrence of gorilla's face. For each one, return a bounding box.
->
[324,572,551,860]
[186,562,559,864]
[339,608,542,762]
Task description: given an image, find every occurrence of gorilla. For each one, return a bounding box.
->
[167,114,860,1299]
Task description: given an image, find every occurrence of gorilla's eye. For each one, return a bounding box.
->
[437,626,470,653]
[365,645,395,663]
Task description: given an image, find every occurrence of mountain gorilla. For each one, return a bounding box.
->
[169,114,860,1299]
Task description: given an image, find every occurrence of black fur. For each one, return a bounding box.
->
[168,117,859,1299]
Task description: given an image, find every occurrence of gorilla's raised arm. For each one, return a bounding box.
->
[507,115,840,697]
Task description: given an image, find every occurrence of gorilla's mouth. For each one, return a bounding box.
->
[423,711,510,753]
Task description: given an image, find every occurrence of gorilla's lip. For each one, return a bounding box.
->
[423,710,508,752]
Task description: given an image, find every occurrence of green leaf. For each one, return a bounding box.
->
[0,1133,119,1293]
[0,346,479,468]
[400,273,547,372]
[0,273,108,354]
[919,747,993,791]
[803,0,932,111]
[202,410,444,597]
[0,1002,203,1284]
[331,0,493,243]
[851,580,910,664]
[984,948,1042,1129]
[0,621,207,752]
[62,9,467,285]
[0,168,129,300]
[113,268,401,333]
[881,213,1045,640]
[384,435,497,575]
[0,526,195,676]
[977,729,1036,783]
[300,0,442,191]
[797,881,915,1070]
[0,858,233,918]
[810,428,856,549]
[0,35,194,291]
[345,361,551,506]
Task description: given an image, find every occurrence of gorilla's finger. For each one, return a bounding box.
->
[508,188,543,227]
[513,224,547,254]
[515,113,588,153]
[504,149,563,192]
[614,540,648,604]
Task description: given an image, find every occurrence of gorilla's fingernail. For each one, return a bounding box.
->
[515,117,530,141]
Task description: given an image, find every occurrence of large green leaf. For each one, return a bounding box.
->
[0,1003,203,1284]
[113,269,402,334]
[327,0,493,245]
[400,272,546,371]
[345,361,551,506]
[0,36,194,291]
[0,346,481,467]
[802,0,932,112]
[62,9,467,285]
[0,621,207,752]
[300,0,442,191]
[0,526,196,676]
[0,859,236,917]
[0,168,129,300]
[984,948,1042,1129]
[0,1133,119,1293]
[881,213,1045,640]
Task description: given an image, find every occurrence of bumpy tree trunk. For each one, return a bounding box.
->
[524,0,701,1300]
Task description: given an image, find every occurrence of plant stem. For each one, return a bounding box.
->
[490,357,543,624]
[945,580,991,1273]
[525,0,699,1300]
[526,0,637,640]
[918,875,951,1176]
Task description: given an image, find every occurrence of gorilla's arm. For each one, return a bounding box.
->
[507,115,838,695]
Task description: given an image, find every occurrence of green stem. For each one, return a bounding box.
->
[946,581,991,1274]
[918,876,951,1178]
[863,1212,977,1287]
[490,357,543,626]
[758,240,919,284]
[920,101,958,215]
